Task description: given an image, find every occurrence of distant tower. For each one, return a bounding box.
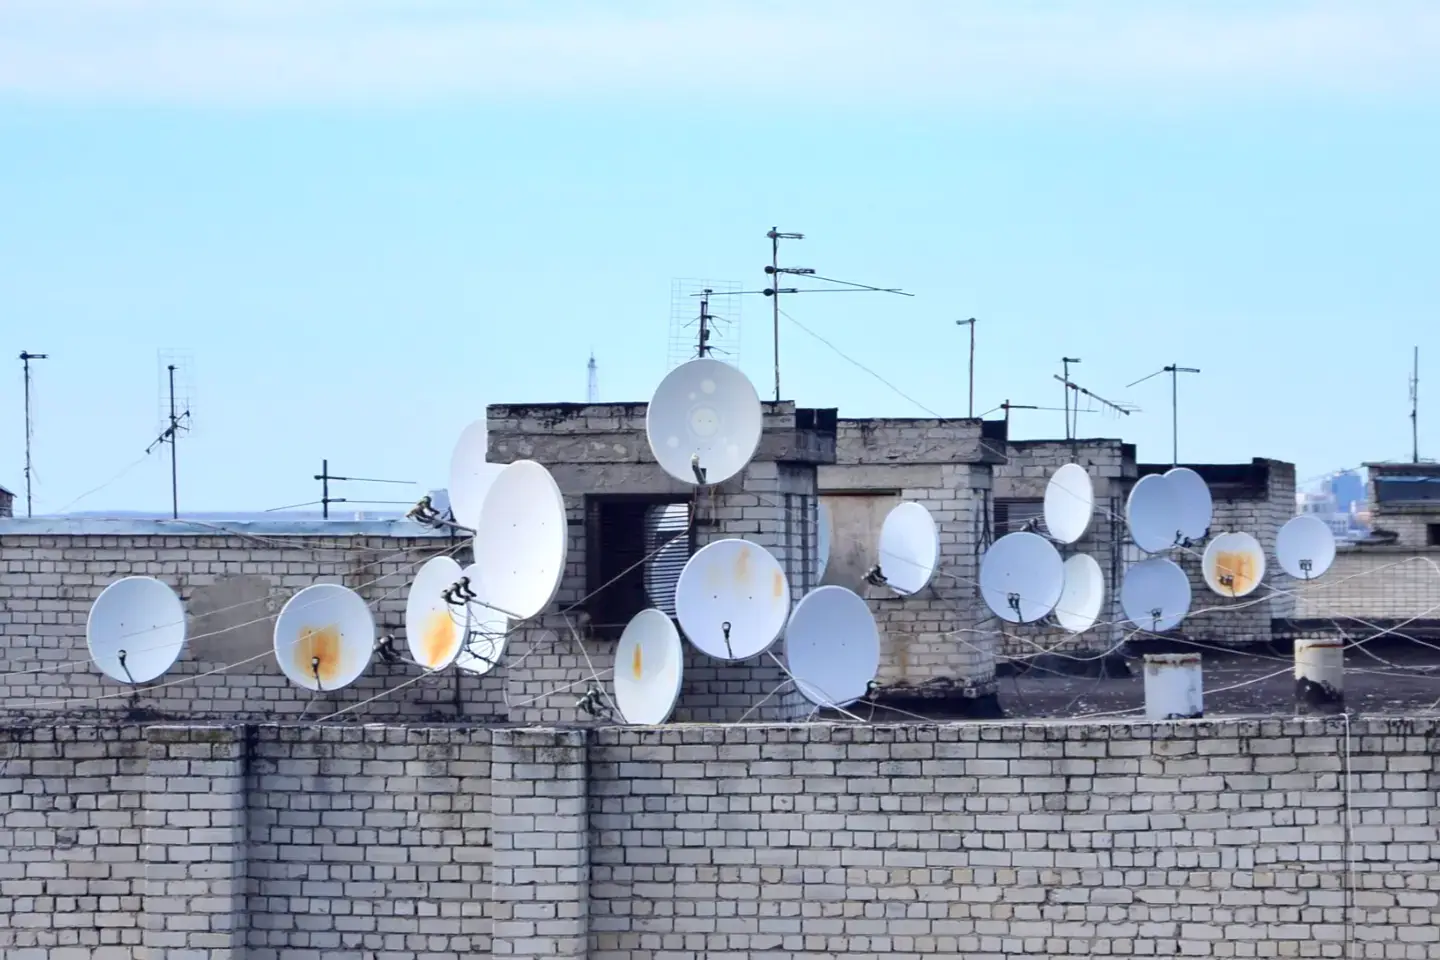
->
[587,351,599,403]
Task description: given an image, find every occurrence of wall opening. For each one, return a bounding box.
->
[584,494,694,641]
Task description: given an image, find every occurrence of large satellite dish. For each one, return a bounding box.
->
[454,562,509,675]
[404,556,466,671]
[448,419,504,531]
[646,357,763,486]
[1276,515,1337,581]
[1126,473,1180,554]
[86,576,187,685]
[1055,553,1105,634]
[1043,463,1094,544]
[675,538,791,661]
[877,501,940,595]
[816,500,833,582]
[273,583,375,692]
[1164,467,1213,543]
[1202,531,1266,598]
[979,531,1064,624]
[473,459,568,621]
[784,586,880,709]
[613,609,684,724]
[1120,558,1191,632]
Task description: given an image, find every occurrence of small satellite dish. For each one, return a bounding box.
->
[644,536,689,617]
[455,563,509,675]
[404,556,466,671]
[816,500,833,582]
[1276,515,1337,581]
[675,538,790,661]
[1164,467,1213,542]
[1120,558,1192,632]
[473,459,568,621]
[86,576,187,685]
[1055,553,1105,634]
[645,357,764,486]
[877,501,940,595]
[273,583,375,692]
[1126,473,1180,554]
[1043,463,1094,544]
[979,531,1065,623]
[784,586,880,709]
[613,609,684,724]
[448,419,504,531]
[1202,531,1267,598]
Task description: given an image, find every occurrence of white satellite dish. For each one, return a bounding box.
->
[877,501,940,595]
[613,609,684,724]
[448,419,504,531]
[1164,466,1213,543]
[1202,531,1266,598]
[1043,463,1094,544]
[784,586,880,709]
[645,536,688,617]
[1126,473,1180,554]
[404,556,466,671]
[1276,515,1337,581]
[473,459,568,621]
[1055,553,1105,634]
[979,531,1065,623]
[86,576,187,685]
[645,357,763,486]
[816,499,833,582]
[675,538,790,661]
[455,563,509,675]
[1120,558,1192,632]
[273,583,375,692]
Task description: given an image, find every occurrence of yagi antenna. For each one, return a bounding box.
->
[1051,374,1136,431]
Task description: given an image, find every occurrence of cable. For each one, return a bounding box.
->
[778,308,943,418]
[46,452,156,515]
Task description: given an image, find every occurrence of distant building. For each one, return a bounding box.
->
[0,484,12,518]
[1297,469,1369,542]
[1363,461,1440,547]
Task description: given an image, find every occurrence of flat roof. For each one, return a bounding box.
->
[0,516,450,538]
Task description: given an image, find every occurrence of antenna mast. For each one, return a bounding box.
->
[1411,346,1420,462]
[18,350,49,518]
[587,350,599,403]
[1060,357,1082,439]
[956,319,977,418]
[1127,363,1200,466]
[145,364,191,519]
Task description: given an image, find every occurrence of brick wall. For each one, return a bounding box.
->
[6,717,1440,959]
[1292,546,1440,621]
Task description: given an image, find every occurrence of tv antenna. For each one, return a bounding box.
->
[1127,363,1200,466]
[146,356,193,519]
[1052,373,1134,433]
[698,228,913,402]
[669,279,741,371]
[312,460,416,519]
[18,350,49,518]
[1060,357,1082,439]
[1405,346,1416,463]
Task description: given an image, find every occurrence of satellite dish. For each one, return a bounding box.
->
[86,576,187,685]
[473,459,568,620]
[645,357,763,486]
[613,609,684,724]
[1126,473,1180,554]
[404,556,466,671]
[273,583,375,692]
[1120,558,1191,632]
[1043,463,1094,544]
[645,536,689,617]
[1202,531,1267,598]
[455,563,509,675]
[979,532,1065,623]
[877,501,940,595]
[784,585,880,708]
[448,419,504,531]
[1055,553,1105,634]
[1164,467,1213,543]
[816,500,833,582]
[1276,515,1337,581]
[675,538,790,661]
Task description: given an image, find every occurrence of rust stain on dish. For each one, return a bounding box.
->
[632,643,644,680]
[733,546,752,583]
[771,570,785,600]
[1215,551,1260,594]
[420,610,458,668]
[294,624,343,684]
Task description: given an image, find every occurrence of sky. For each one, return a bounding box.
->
[2,0,1440,516]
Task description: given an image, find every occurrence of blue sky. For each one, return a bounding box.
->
[2,1,1440,515]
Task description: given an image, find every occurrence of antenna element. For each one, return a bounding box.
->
[1127,363,1200,466]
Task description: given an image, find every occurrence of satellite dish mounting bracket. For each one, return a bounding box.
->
[863,566,888,588]
[690,455,707,485]
[375,634,402,664]
[116,650,136,686]
[1006,593,1022,618]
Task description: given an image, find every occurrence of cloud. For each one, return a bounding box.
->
[1,0,1438,108]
